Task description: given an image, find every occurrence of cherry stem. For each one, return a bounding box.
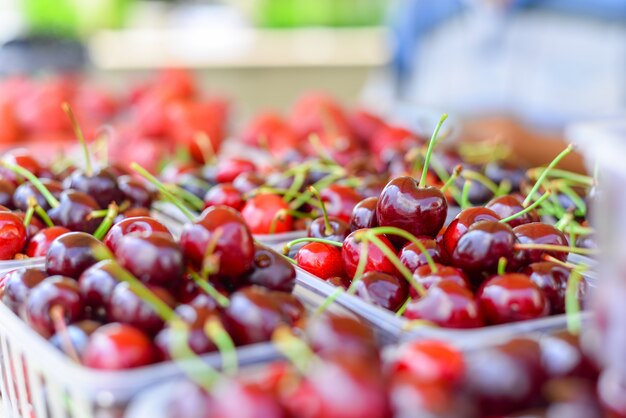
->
[419,113,448,188]
[440,165,463,193]
[204,318,238,375]
[367,234,426,297]
[460,180,472,210]
[130,163,196,222]
[34,206,54,228]
[166,184,204,211]
[365,226,438,272]
[169,320,220,391]
[429,155,462,204]
[188,270,230,308]
[554,181,586,216]
[88,209,108,220]
[0,163,60,208]
[461,170,500,195]
[50,305,81,363]
[194,132,217,166]
[289,172,343,211]
[402,319,438,331]
[555,212,574,232]
[283,237,342,255]
[93,203,119,241]
[497,257,507,275]
[523,145,574,207]
[565,269,584,335]
[283,170,306,203]
[314,286,344,315]
[272,326,315,375]
[499,190,552,224]
[61,103,93,177]
[94,125,113,167]
[268,209,287,235]
[23,198,36,228]
[346,240,369,295]
[544,254,588,270]
[395,297,411,317]
[308,133,336,164]
[526,167,593,187]
[201,228,223,280]
[308,186,333,236]
[513,243,599,256]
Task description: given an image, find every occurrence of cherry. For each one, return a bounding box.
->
[541,330,599,379]
[108,282,176,335]
[83,323,155,369]
[523,262,571,314]
[46,232,113,278]
[376,176,448,239]
[449,220,516,275]
[25,226,70,257]
[246,244,296,293]
[215,158,256,184]
[349,196,378,231]
[48,190,101,233]
[213,380,287,418]
[0,149,43,185]
[399,237,441,273]
[355,271,408,312]
[25,275,84,337]
[241,194,293,234]
[117,175,154,208]
[1,268,47,313]
[411,264,470,296]
[485,161,525,192]
[203,183,245,211]
[63,167,124,208]
[319,184,362,223]
[13,179,62,211]
[477,273,549,325]
[222,286,299,345]
[513,222,569,266]
[104,216,171,253]
[175,172,212,200]
[78,259,121,312]
[155,304,218,359]
[441,207,500,258]
[327,276,350,289]
[404,280,483,328]
[180,205,255,279]
[0,178,15,208]
[341,229,398,279]
[306,314,379,362]
[390,340,465,385]
[0,211,26,259]
[49,320,100,358]
[295,242,344,280]
[485,194,539,228]
[232,171,265,195]
[115,232,184,287]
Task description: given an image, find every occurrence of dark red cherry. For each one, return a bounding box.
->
[307,216,350,243]
[541,330,599,380]
[155,304,218,359]
[341,229,397,279]
[117,175,155,208]
[404,280,483,328]
[320,184,363,223]
[108,282,176,335]
[377,176,448,239]
[411,263,470,297]
[215,158,256,184]
[0,211,27,259]
[83,323,155,369]
[115,232,184,286]
[355,271,408,312]
[203,183,245,211]
[104,216,171,253]
[449,220,516,275]
[399,237,441,273]
[513,222,569,266]
[296,242,345,280]
[25,226,70,257]
[441,207,500,257]
[306,314,379,361]
[232,171,265,195]
[0,178,15,209]
[477,273,549,325]
[13,178,63,211]
[78,259,122,312]
[63,167,124,208]
[46,232,113,278]
[246,244,296,293]
[523,262,572,314]
[222,286,299,345]
[485,194,539,228]
[181,205,255,279]
[17,209,44,242]
[48,190,101,233]
[25,275,85,337]
[349,196,378,232]
[241,194,292,234]
[1,268,47,313]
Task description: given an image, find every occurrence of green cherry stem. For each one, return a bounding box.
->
[308,186,333,236]
[554,181,587,216]
[283,170,306,203]
[526,167,593,187]
[34,205,54,228]
[461,170,501,195]
[93,203,119,241]
[188,270,230,308]
[314,286,344,316]
[289,172,343,211]
[395,297,411,317]
[419,113,448,189]
[23,198,36,228]
[272,326,315,374]
[61,102,93,177]
[460,180,472,210]
[497,257,507,275]
[523,145,574,207]
[283,237,342,255]
[130,163,196,222]
[166,184,205,211]
[440,165,463,193]
[499,190,552,224]
[554,212,574,232]
[365,226,438,272]
[346,240,369,295]
[513,243,599,256]
[204,318,238,375]
[565,269,584,335]
[1,163,60,208]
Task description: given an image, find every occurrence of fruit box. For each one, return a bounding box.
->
[0,260,354,418]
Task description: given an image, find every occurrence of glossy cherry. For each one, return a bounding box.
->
[522,262,572,314]
[513,222,569,266]
[0,211,27,259]
[83,323,155,369]
[411,263,470,297]
[46,232,113,278]
[390,340,465,385]
[376,176,448,239]
[399,237,441,273]
[78,259,122,312]
[203,183,245,211]
[13,178,63,211]
[246,244,296,292]
[485,161,526,192]
[295,242,345,280]
[307,216,350,243]
[341,229,398,279]
[48,190,102,233]
[104,216,171,253]
[485,194,540,228]
[1,268,47,313]
[477,273,549,325]
[349,196,378,231]
[305,314,379,361]
[118,175,154,208]
[180,205,255,279]
[232,171,265,195]
[215,158,256,184]
[0,178,15,208]
[319,184,363,223]
[441,207,500,258]
[355,271,408,312]
[241,194,292,234]
[49,320,100,358]
[25,226,71,257]
[155,304,218,359]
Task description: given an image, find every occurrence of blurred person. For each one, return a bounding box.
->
[365,0,626,170]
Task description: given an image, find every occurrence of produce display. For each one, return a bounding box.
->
[0,70,607,418]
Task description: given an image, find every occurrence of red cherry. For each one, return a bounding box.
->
[204,183,245,211]
[441,207,500,257]
[390,340,465,385]
[399,237,441,273]
[305,314,379,361]
[104,216,171,253]
[295,242,344,280]
[411,263,470,297]
[0,211,27,259]
[348,109,386,144]
[241,112,300,158]
[320,184,363,223]
[512,222,569,266]
[26,226,71,257]
[349,196,378,231]
[523,262,572,314]
[355,271,408,312]
[485,194,539,228]
[477,273,549,325]
[341,229,398,279]
[83,323,155,370]
[1,268,47,313]
[215,158,256,184]
[241,194,292,234]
